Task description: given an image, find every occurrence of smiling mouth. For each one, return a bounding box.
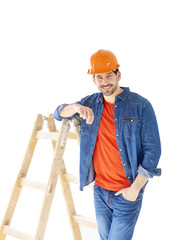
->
[102,84,112,90]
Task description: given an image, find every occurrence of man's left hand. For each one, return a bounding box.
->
[115,187,139,202]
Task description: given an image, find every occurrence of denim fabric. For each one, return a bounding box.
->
[94,183,143,240]
[54,87,161,191]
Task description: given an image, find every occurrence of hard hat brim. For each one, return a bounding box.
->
[87,64,120,75]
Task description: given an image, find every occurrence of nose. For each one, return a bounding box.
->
[102,78,108,85]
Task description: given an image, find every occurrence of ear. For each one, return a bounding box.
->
[117,71,121,82]
[92,75,97,85]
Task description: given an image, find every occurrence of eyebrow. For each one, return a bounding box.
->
[106,72,114,75]
[96,72,114,78]
[96,75,102,78]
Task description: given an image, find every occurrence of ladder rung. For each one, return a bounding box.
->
[62,174,94,190]
[36,131,78,140]
[19,177,47,191]
[62,173,79,184]
[36,131,59,140]
[3,225,34,240]
[72,214,97,229]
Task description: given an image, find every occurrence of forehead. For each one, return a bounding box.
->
[95,71,114,78]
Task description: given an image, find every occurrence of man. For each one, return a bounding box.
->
[54,49,161,240]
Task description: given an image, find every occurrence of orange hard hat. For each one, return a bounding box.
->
[87,49,120,75]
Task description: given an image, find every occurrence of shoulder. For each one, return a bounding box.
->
[128,90,149,106]
[127,90,155,115]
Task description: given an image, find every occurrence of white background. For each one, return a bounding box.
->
[0,0,170,239]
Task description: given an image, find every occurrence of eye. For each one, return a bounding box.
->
[96,76,103,80]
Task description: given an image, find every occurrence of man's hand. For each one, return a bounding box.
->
[115,174,148,202]
[74,104,94,124]
[115,187,139,202]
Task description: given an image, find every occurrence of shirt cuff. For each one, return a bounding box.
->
[137,165,161,178]
[53,104,69,121]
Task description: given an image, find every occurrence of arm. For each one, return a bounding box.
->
[138,101,161,178]
[115,101,161,201]
[54,103,95,124]
[59,104,80,118]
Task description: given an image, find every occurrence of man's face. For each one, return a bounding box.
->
[93,71,120,96]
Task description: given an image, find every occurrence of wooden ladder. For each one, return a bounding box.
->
[0,114,97,240]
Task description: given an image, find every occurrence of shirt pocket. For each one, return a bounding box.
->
[122,117,141,139]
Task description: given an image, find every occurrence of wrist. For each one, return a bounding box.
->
[73,104,81,113]
[130,183,141,193]
[130,174,148,193]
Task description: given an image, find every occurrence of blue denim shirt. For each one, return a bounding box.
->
[54,87,161,191]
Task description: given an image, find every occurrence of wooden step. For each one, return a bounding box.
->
[36,131,58,140]
[36,131,78,140]
[62,173,94,190]
[19,177,47,191]
[62,173,79,184]
[72,214,97,229]
[2,225,34,240]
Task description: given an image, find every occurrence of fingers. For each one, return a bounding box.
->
[115,190,122,196]
[79,106,94,124]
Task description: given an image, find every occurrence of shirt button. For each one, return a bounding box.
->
[123,163,126,166]
[119,149,122,151]
[128,176,130,179]
[115,105,117,108]
[115,119,118,121]
[116,134,119,137]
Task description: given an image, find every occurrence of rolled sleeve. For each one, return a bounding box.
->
[137,164,161,178]
[53,104,69,121]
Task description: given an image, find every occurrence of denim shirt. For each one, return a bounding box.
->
[54,87,161,191]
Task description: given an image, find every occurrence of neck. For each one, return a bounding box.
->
[104,87,123,104]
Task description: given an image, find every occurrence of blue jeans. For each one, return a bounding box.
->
[94,183,143,240]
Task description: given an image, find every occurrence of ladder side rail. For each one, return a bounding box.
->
[59,163,82,240]
[47,115,82,240]
[0,114,43,240]
[34,118,72,240]
[72,117,81,145]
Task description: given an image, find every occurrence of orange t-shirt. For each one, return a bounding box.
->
[93,99,131,191]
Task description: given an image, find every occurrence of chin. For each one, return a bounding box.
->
[103,90,115,96]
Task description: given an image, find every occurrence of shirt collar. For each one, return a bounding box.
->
[116,87,131,101]
[97,87,131,103]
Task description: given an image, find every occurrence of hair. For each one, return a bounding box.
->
[93,69,119,78]
[113,69,119,75]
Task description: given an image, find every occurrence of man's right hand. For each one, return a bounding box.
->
[74,104,94,124]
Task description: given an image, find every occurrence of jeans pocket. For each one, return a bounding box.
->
[121,194,137,203]
[120,192,143,203]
